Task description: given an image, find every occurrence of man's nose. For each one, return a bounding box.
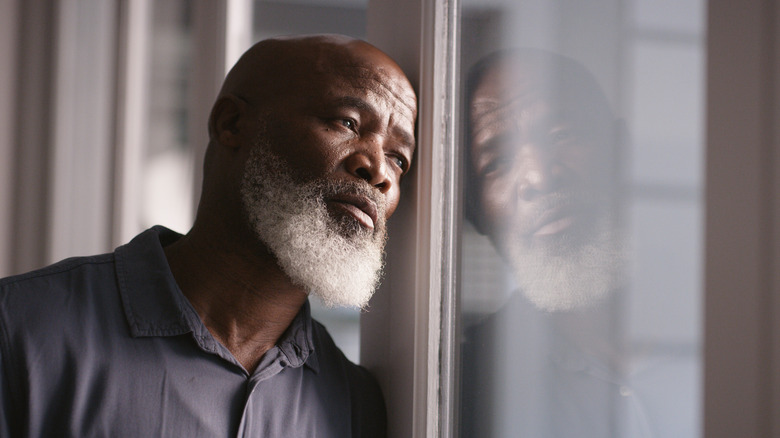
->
[344,138,391,193]
[516,146,564,200]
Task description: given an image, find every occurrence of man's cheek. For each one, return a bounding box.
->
[479,189,512,233]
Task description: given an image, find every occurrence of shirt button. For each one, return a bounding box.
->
[619,386,632,397]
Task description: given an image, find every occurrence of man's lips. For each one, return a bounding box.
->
[327,194,379,230]
[534,215,576,236]
[530,207,578,237]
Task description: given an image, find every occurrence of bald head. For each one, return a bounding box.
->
[201,33,417,206]
[213,34,416,133]
[466,49,613,148]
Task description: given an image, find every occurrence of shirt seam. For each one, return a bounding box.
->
[113,246,138,336]
[0,256,114,288]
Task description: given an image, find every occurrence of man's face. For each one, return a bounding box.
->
[239,47,416,308]
[253,48,417,226]
[469,59,623,311]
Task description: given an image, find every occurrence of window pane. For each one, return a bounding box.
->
[457,0,704,436]
[253,0,368,364]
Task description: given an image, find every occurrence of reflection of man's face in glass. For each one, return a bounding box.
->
[467,51,624,312]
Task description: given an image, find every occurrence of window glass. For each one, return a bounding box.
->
[253,0,368,364]
[457,0,704,436]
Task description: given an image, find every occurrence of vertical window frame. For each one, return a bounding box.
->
[704,0,780,436]
[362,0,459,436]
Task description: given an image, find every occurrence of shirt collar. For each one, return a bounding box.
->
[277,299,319,373]
[114,226,319,373]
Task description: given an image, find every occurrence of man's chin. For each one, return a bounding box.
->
[501,223,626,312]
[332,216,375,241]
[514,265,616,312]
[240,142,387,310]
[309,284,376,310]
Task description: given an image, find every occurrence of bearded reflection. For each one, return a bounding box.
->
[461,49,630,437]
[465,49,625,312]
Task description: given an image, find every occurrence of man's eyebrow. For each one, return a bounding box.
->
[334,96,416,150]
[333,96,375,114]
[392,126,416,152]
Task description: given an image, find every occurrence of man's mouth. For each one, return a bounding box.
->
[534,214,576,236]
[530,206,581,237]
[327,194,379,231]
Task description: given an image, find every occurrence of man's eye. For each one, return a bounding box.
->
[390,155,408,172]
[479,150,513,177]
[340,119,356,130]
[481,159,504,176]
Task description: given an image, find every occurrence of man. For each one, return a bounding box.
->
[0,34,416,437]
[460,49,630,437]
[464,48,625,313]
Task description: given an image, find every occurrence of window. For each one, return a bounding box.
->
[456,0,704,436]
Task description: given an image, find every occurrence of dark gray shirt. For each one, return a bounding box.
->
[0,226,385,437]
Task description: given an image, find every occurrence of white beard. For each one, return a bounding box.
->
[240,144,387,309]
[499,199,626,312]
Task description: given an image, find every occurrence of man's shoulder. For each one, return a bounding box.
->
[0,253,116,298]
[0,253,116,301]
[0,253,120,336]
[0,253,115,288]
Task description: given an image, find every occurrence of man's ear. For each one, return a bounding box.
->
[208,95,246,149]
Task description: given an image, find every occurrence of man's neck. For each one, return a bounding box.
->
[163,229,308,375]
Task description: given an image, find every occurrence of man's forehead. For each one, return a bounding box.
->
[328,68,415,113]
[471,71,606,129]
[470,54,611,119]
[312,45,417,114]
[224,35,416,106]
[472,62,554,105]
